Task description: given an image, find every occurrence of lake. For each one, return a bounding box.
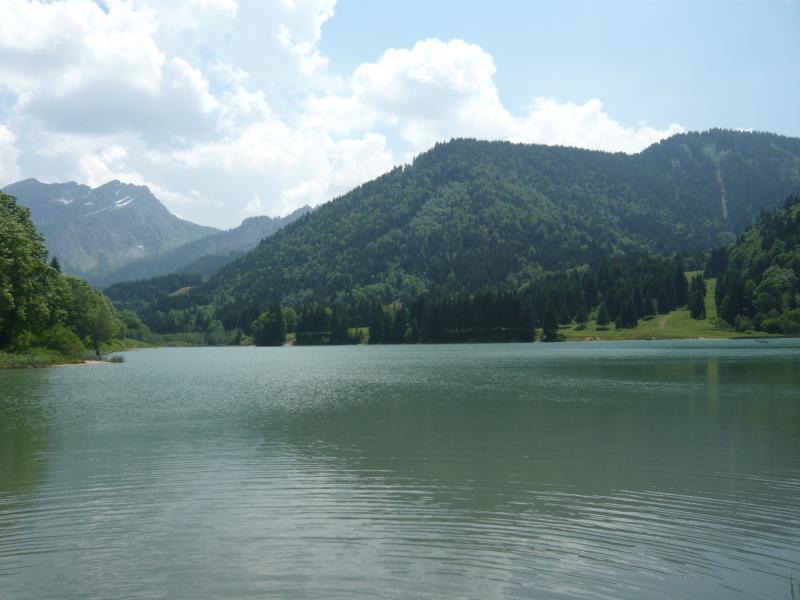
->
[0,340,798,599]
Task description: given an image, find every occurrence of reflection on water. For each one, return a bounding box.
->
[0,340,798,599]
[0,373,50,498]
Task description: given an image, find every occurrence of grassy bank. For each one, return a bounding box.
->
[0,338,148,369]
[560,276,758,341]
[0,350,84,369]
[559,308,741,341]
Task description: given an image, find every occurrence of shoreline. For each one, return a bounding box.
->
[52,359,108,367]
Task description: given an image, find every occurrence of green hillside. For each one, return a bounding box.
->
[715,195,800,333]
[209,130,800,314]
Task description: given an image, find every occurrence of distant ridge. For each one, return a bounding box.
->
[3,179,218,283]
[96,205,311,286]
[3,178,310,286]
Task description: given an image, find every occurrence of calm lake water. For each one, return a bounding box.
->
[0,340,798,599]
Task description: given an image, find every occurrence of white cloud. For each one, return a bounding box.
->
[244,194,264,215]
[0,124,20,184]
[309,38,682,156]
[514,97,684,153]
[0,3,684,228]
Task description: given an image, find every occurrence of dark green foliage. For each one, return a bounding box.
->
[673,257,689,306]
[49,256,61,272]
[715,196,800,332]
[618,297,639,329]
[596,302,610,326]
[517,306,535,342]
[575,301,589,324]
[657,288,672,314]
[642,297,656,319]
[251,304,286,346]
[688,275,708,319]
[542,304,560,342]
[329,304,350,345]
[705,247,728,278]
[208,130,800,313]
[37,324,85,356]
[0,192,124,357]
[112,245,692,346]
[0,192,53,348]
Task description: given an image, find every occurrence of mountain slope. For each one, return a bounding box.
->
[209,130,800,308]
[3,179,219,283]
[715,195,800,333]
[95,205,311,285]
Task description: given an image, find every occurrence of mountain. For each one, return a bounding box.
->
[714,195,800,333]
[3,179,219,283]
[207,129,800,310]
[95,205,311,286]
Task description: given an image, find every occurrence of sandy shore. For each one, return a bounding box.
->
[53,360,108,367]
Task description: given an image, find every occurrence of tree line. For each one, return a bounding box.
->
[243,252,693,345]
[0,192,137,360]
[713,196,800,333]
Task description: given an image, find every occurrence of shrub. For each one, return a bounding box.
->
[37,324,85,357]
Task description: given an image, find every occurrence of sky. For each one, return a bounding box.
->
[0,0,797,228]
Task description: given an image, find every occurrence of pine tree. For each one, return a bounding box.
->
[688,275,707,319]
[542,304,559,342]
[657,288,671,314]
[390,306,409,343]
[49,256,61,272]
[621,297,639,328]
[517,306,535,342]
[642,297,656,318]
[330,304,349,344]
[596,302,610,326]
[673,257,689,306]
[575,301,589,324]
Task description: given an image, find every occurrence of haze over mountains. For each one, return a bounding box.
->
[89,206,311,287]
[3,179,309,286]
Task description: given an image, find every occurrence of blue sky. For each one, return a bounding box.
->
[323,1,799,135]
[0,0,797,227]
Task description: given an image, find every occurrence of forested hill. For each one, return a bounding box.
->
[209,129,800,308]
[714,195,800,334]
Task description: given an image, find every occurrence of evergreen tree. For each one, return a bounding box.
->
[575,301,589,324]
[705,247,728,278]
[633,287,644,316]
[330,304,350,345]
[596,302,610,326]
[542,304,559,342]
[657,288,672,314]
[517,306,535,342]
[688,275,707,319]
[49,256,61,272]
[673,258,689,306]
[620,297,639,328]
[390,306,409,343]
[251,304,286,346]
